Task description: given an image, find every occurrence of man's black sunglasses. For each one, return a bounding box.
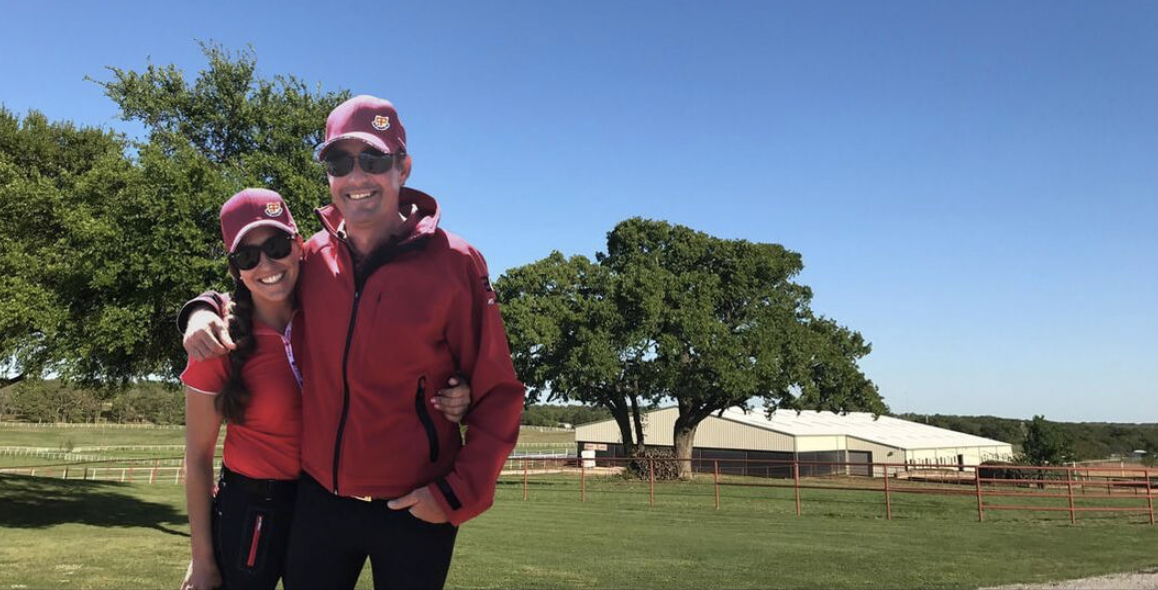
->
[322,149,402,177]
[229,233,294,271]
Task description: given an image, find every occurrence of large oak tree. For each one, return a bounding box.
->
[0,44,345,387]
[498,218,887,477]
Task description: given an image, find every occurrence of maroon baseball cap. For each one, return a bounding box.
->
[315,95,408,160]
[219,188,298,253]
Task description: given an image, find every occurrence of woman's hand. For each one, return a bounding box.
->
[180,558,222,590]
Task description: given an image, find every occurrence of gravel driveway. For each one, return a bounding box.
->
[984,568,1158,589]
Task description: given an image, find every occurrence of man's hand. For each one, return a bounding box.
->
[387,486,449,524]
[183,308,235,362]
[180,558,222,590]
[433,376,471,423]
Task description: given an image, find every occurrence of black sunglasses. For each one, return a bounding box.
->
[322,149,401,177]
[229,233,294,271]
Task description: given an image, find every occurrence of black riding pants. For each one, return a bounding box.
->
[212,467,298,590]
[284,474,458,590]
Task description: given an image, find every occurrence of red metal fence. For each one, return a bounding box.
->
[503,455,1156,525]
[5,454,1153,525]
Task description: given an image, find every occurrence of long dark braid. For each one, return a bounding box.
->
[215,271,258,425]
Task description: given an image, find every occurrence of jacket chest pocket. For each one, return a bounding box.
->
[369,291,441,365]
[414,376,440,463]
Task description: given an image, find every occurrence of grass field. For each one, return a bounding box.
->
[2,424,1157,589]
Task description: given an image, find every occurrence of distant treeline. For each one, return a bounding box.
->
[898,413,1158,461]
[520,404,611,428]
[3,379,1153,461]
[0,380,184,425]
[0,380,612,429]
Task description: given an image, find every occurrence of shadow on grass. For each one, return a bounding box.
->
[0,474,188,537]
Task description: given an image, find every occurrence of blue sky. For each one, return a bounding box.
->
[2,1,1155,422]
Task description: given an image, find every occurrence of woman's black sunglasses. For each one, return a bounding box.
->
[322,149,401,177]
[229,233,294,271]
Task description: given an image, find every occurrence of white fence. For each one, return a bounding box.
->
[0,422,184,429]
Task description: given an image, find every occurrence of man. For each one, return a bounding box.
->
[181,95,525,589]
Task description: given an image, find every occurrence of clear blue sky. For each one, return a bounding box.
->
[3,1,1155,422]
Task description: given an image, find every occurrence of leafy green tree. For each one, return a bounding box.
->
[497,252,653,453]
[604,219,886,477]
[1021,415,1075,465]
[1,43,346,388]
[8,380,101,423]
[498,218,886,477]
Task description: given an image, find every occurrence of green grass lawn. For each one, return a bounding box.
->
[0,424,191,448]
[2,471,1156,589]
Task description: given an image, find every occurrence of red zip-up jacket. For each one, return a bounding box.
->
[183,188,524,525]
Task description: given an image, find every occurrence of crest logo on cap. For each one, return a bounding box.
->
[371,115,391,131]
[265,202,283,217]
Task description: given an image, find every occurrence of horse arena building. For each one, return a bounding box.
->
[575,407,1015,478]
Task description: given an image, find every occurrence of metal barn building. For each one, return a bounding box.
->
[575,407,1014,478]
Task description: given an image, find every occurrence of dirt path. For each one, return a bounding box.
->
[985,568,1158,589]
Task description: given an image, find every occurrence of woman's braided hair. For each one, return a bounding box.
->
[214,269,258,425]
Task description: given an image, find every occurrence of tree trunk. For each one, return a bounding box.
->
[673,412,702,480]
[608,402,636,453]
[0,374,25,389]
[629,393,646,453]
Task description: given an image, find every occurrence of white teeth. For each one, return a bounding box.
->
[258,272,285,285]
[348,191,373,201]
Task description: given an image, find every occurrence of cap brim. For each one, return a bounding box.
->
[315,132,393,161]
[229,220,298,253]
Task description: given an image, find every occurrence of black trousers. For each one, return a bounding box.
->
[212,467,299,590]
[284,474,459,590]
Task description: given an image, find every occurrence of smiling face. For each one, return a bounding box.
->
[233,226,302,309]
[325,138,412,245]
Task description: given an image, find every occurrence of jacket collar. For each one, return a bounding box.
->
[314,186,441,247]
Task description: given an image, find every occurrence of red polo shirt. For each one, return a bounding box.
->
[181,315,303,480]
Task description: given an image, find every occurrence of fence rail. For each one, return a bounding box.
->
[3,453,1152,526]
[505,456,1155,526]
[0,422,184,429]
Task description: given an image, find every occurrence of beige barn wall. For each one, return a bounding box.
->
[845,437,905,477]
[575,408,796,452]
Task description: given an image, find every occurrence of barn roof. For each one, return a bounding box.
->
[717,408,1012,450]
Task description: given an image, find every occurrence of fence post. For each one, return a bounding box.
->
[793,459,801,517]
[523,460,528,501]
[581,458,586,503]
[127,467,133,482]
[1066,468,1076,525]
[883,465,892,521]
[63,467,69,480]
[83,467,89,481]
[649,458,655,506]
[1144,469,1154,526]
[974,465,985,523]
[45,467,52,478]
[714,460,720,511]
[150,467,157,484]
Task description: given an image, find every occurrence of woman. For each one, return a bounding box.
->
[179,189,469,590]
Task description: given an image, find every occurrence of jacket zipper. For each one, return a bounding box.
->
[414,376,440,462]
[331,287,362,494]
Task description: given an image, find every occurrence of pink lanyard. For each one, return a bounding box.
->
[281,319,303,389]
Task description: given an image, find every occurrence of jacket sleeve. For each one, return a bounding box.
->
[427,247,525,525]
[175,292,228,334]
